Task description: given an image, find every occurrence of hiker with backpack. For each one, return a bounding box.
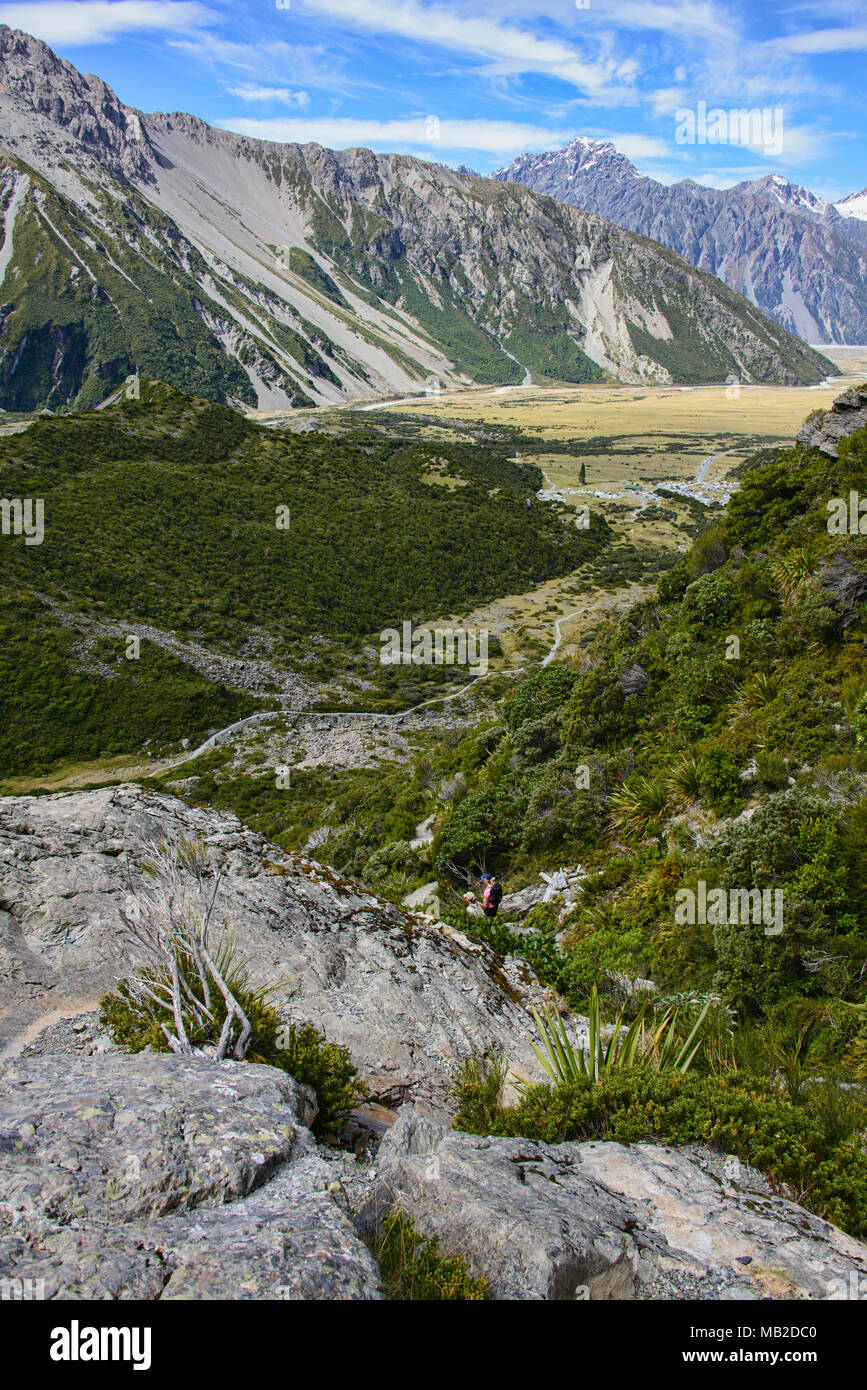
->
[482,873,503,918]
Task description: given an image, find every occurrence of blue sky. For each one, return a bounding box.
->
[1,0,865,198]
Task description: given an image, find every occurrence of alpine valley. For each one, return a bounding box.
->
[3,16,867,1314]
[0,26,835,413]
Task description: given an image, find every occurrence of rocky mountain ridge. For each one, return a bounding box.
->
[495,137,867,344]
[0,26,834,412]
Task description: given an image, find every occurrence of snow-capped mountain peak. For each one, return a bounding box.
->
[835,188,867,222]
[496,138,867,344]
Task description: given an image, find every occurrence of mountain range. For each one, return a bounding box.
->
[495,137,867,345]
[0,26,834,413]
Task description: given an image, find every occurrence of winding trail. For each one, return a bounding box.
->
[164,661,508,770]
[540,608,592,669]
[164,587,634,772]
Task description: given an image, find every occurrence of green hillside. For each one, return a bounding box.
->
[200,408,867,1063]
[0,380,610,774]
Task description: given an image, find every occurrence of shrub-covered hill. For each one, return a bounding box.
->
[440,412,867,1023]
[204,398,867,1075]
[0,380,610,775]
[0,380,608,643]
[0,594,262,778]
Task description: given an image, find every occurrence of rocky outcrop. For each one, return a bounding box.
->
[5,1055,866,1300]
[5,790,867,1303]
[0,1053,382,1299]
[616,660,650,696]
[0,784,574,1114]
[369,1111,867,1301]
[797,386,867,457]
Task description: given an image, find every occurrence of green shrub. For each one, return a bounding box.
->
[521,763,601,852]
[607,775,669,841]
[681,571,737,627]
[362,839,418,887]
[101,977,364,1136]
[277,1022,366,1135]
[454,1069,867,1237]
[451,1051,507,1133]
[561,668,644,751]
[704,788,861,1010]
[504,664,578,731]
[435,783,526,874]
[99,941,283,1062]
[699,745,744,813]
[511,715,562,767]
[367,1211,490,1300]
[657,555,690,604]
[853,693,867,746]
[666,753,703,806]
[755,751,789,789]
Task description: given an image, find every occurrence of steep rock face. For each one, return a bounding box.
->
[0,1053,383,1299]
[496,138,867,345]
[0,784,575,1114]
[797,385,867,457]
[370,1111,867,1301]
[0,26,834,412]
[0,24,155,184]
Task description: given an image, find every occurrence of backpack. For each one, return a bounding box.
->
[489,881,503,907]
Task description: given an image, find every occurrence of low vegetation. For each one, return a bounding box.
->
[208,406,867,1181]
[0,380,611,773]
[99,837,364,1135]
[453,1062,867,1240]
[365,1211,490,1300]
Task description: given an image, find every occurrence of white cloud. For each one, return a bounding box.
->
[217,113,577,154]
[169,33,342,90]
[768,26,867,55]
[289,0,629,97]
[596,0,734,45]
[227,84,310,108]
[0,0,213,44]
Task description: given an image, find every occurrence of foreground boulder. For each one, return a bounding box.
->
[5,1053,866,1301]
[0,785,572,1114]
[0,1053,382,1300]
[368,1112,867,1301]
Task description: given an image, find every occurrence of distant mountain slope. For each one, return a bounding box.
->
[836,188,867,223]
[0,26,834,413]
[495,137,867,345]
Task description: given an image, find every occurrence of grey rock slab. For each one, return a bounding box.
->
[0,1054,382,1300]
[369,1112,639,1300]
[576,1141,867,1301]
[371,1112,867,1301]
[0,1053,316,1229]
[0,785,580,1114]
[499,883,546,918]
[148,1158,382,1300]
